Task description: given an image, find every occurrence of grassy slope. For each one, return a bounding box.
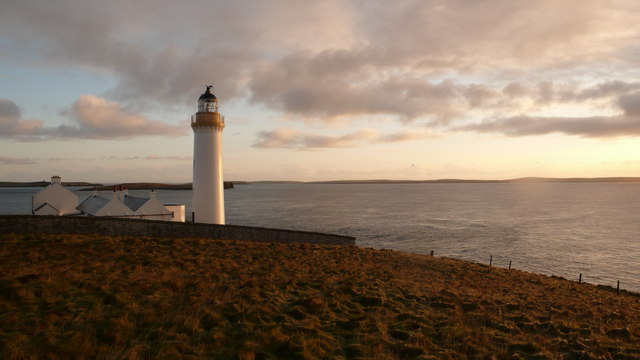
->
[1,234,638,359]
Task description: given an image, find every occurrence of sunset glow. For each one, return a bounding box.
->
[2,1,640,182]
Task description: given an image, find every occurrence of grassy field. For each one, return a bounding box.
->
[1,233,638,359]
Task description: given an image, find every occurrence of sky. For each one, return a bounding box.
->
[2,0,640,182]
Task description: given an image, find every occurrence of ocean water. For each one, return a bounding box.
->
[1,183,639,292]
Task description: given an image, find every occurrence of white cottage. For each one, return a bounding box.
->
[32,176,80,216]
[76,188,177,221]
[33,176,183,221]
[76,189,135,217]
[123,190,173,221]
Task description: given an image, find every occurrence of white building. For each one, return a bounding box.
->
[164,204,185,222]
[76,188,178,221]
[32,178,184,222]
[191,85,225,224]
[32,176,80,216]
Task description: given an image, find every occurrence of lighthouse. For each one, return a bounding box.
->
[191,85,225,224]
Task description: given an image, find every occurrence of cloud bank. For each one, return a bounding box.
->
[253,127,431,149]
[460,90,640,138]
[0,156,38,165]
[2,0,640,141]
[63,96,186,139]
[0,99,45,138]
[0,97,186,141]
[0,154,190,165]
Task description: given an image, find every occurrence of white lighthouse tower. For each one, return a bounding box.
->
[191,85,225,224]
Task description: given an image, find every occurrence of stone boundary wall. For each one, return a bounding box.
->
[0,215,355,246]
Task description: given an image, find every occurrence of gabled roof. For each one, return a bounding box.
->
[122,195,149,212]
[34,202,60,214]
[76,195,111,216]
[32,182,77,200]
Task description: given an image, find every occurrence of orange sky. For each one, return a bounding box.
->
[1,1,640,182]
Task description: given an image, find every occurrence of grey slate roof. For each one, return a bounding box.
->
[76,195,111,216]
[122,195,149,212]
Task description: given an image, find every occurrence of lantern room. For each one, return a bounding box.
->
[198,85,218,113]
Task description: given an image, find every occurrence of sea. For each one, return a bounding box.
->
[2,182,639,292]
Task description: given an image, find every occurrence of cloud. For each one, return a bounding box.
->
[576,81,640,101]
[0,99,45,138]
[619,91,640,116]
[503,83,529,98]
[0,97,186,141]
[253,127,431,149]
[105,155,191,161]
[0,156,67,165]
[61,95,187,139]
[460,110,640,138]
[252,128,301,148]
[459,90,640,138]
[0,99,20,118]
[0,1,358,107]
[249,61,467,122]
[459,115,640,138]
[1,0,638,124]
[0,154,190,164]
[0,156,37,165]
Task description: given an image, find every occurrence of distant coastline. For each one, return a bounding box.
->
[3,177,640,189]
[0,181,234,190]
[77,182,235,191]
[0,181,102,188]
[237,176,640,184]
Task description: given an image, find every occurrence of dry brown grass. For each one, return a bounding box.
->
[1,233,639,359]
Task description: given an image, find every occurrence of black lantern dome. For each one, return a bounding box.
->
[198,85,218,112]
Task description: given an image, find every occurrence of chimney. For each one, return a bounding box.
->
[116,185,126,200]
[112,185,118,199]
[92,186,98,197]
[51,175,62,184]
[149,189,156,199]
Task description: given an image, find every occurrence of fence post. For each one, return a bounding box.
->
[489,255,493,267]
[578,274,582,284]
[617,280,620,294]
[508,261,512,270]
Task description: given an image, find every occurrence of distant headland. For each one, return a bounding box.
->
[3,177,640,189]
[237,176,640,184]
[0,181,102,188]
[77,182,235,191]
[0,181,234,190]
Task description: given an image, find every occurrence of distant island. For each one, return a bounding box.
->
[4,177,640,189]
[237,176,640,184]
[78,182,234,191]
[0,181,102,188]
[0,181,234,190]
